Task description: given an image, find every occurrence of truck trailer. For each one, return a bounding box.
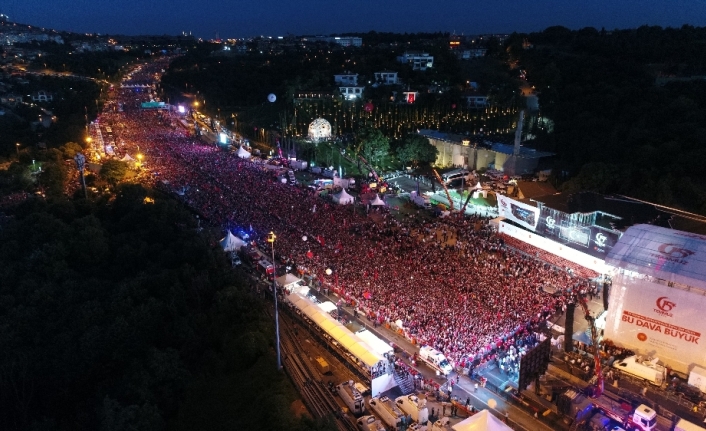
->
[395,394,429,424]
[337,380,366,415]
[612,356,665,386]
[368,396,405,429]
[558,389,657,431]
[675,418,706,431]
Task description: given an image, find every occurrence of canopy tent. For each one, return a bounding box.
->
[333,188,354,205]
[452,410,513,431]
[220,231,245,252]
[318,301,338,313]
[276,273,302,288]
[287,293,384,368]
[605,224,706,291]
[356,329,394,357]
[236,146,251,159]
[120,154,135,162]
[370,194,386,206]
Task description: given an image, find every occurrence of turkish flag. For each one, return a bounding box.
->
[306,250,313,259]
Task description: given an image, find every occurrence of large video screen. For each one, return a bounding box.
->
[497,195,539,231]
[536,207,619,258]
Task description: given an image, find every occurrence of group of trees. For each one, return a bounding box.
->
[511,25,706,214]
[0,187,335,431]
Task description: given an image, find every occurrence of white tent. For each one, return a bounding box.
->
[236,146,251,159]
[333,188,354,205]
[452,410,513,431]
[120,154,135,162]
[370,194,386,206]
[276,273,302,288]
[220,231,245,252]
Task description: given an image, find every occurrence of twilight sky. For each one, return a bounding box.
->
[5,0,706,38]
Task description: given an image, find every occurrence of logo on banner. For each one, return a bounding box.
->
[654,296,676,317]
[595,233,607,247]
[637,332,648,342]
[545,216,556,229]
[657,243,694,259]
[500,199,508,208]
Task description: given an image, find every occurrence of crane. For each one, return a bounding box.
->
[432,169,454,213]
[576,295,604,398]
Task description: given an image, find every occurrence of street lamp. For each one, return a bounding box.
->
[267,231,282,371]
[15,143,20,156]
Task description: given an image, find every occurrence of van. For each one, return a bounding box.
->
[442,169,471,184]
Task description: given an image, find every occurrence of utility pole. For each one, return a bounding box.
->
[268,231,282,371]
[74,153,88,199]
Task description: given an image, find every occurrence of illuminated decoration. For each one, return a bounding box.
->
[268,93,277,103]
[219,132,228,144]
[177,105,186,113]
[308,118,332,142]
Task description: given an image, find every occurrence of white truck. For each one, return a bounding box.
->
[612,356,666,386]
[675,418,706,431]
[418,346,453,376]
[559,389,657,431]
[368,396,405,429]
[356,415,386,431]
[688,365,706,395]
[395,394,429,424]
[337,380,366,415]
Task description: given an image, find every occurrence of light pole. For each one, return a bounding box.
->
[74,152,87,199]
[268,231,282,371]
[15,143,20,157]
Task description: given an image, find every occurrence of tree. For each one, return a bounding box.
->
[397,135,438,168]
[355,126,389,166]
[59,142,84,159]
[100,160,129,185]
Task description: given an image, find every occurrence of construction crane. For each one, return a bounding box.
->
[432,169,455,212]
[576,295,604,398]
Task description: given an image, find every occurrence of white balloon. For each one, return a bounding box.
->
[302,236,307,242]
[268,93,276,103]
[325,268,333,276]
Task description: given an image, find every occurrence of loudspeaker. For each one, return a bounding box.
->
[603,282,610,311]
[564,303,575,352]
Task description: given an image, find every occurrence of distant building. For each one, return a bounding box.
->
[294,90,335,101]
[313,36,362,47]
[374,71,398,85]
[334,73,358,86]
[461,91,488,108]
[402,91,418,104]
[32,91,53,102]
[339,86,364,100]
[397,52,434,70]
[418,129,554,175]
[456,48,487,60]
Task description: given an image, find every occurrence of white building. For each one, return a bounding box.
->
[462,92,488,108]
[32,91,53,103]
[374,71,398,85]
[339,86,365,100]
[397,52,434,70]
[456,48,487,60]
[334,73,358,86]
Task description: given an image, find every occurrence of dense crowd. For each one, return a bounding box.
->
[100,63,595,370]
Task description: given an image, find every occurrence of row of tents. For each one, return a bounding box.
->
[331,188,386,206]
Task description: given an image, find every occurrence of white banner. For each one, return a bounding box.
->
[604,274,706,373]
[497,195,539,231]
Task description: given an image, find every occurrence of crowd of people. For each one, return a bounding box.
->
[98,62,596,372]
